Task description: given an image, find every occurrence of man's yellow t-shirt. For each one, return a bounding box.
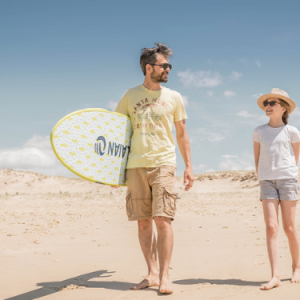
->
[115,84,187,168]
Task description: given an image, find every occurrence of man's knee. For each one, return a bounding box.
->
[137,219,152,231]
[154,216,172,229]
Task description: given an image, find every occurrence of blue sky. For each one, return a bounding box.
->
[1,0,300,176]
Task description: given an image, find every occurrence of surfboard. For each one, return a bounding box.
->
[50,108,132,186]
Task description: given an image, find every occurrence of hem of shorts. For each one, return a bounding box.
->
[279,199,299,201]
[128,214,175,221]
[127,215,152,221]
[260,197,279,201]
[152,213,175,221]
[260,198,298,201]
[258,176,298,181]
[126,163,176,169]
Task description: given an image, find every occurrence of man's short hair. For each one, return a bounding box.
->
[140,43,173,76]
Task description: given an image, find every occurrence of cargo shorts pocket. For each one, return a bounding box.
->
[163,187,178,216]
[126,192,132,217]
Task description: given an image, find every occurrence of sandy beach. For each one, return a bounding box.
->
[1,169,300,300]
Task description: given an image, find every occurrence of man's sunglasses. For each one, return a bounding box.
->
[263,100,281,107]
[147,63,172,71]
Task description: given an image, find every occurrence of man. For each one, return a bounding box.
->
[115,43,194,294]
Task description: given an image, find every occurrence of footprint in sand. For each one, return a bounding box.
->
[59,284,87,291]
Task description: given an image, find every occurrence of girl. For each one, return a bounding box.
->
[253,88,300,290]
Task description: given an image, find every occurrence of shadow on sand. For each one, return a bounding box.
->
[4,270,138,300]
[6,271,291,299]
[173,277,290,287]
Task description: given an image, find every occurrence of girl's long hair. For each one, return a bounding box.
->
[279,99,290,124]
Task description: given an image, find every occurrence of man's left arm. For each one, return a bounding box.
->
[174,119,194,191]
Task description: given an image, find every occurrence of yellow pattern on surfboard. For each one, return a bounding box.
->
[50,108,132,186]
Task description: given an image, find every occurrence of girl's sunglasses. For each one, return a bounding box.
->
[148,63,172,71]
[263,100,281,107]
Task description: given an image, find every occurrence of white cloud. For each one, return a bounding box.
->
[207,90,214,97]
[192,164,216,174]
[224,90,236,98]
[0,148,56,169]
[0,135,74,177]
[252,93,263,98]
[192,128,225,142]
[23,134,52,150]
[255,60,261,67]
[238,111,254,118]
[180,95,201,109]
[107,101,118,111]
[182,95,189,107]
[205,168,216,173]
[291,107,300,117]
[237,110,268,123]
[193,163,208,172]
[290,107,300,126]
[228,71,243,81]
[191,118,234,143]
[219,153,254,171]
[177,69,223,88]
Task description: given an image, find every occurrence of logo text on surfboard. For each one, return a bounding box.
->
[94,136,130,158]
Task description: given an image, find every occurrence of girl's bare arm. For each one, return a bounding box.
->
[292,142,300,165]
[253,141,260,174]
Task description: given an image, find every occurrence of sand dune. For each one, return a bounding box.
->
[1,169,300,299]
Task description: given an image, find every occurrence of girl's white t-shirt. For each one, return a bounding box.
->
[252,124,300,181]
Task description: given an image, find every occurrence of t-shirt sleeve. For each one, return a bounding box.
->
[115,92,129,117]
[291,127,300,143]
[174,94,187,122]
[252,128,260,143]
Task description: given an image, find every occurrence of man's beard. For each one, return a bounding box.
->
[150,70,168,83]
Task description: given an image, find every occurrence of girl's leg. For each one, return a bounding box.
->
[261,199,281,290]
[280,200,300,283]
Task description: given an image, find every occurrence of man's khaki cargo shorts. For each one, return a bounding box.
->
[125,165,178,221]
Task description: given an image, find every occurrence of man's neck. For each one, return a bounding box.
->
[143,78,161,91]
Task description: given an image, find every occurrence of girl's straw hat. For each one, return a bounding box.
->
[257,88,296,113]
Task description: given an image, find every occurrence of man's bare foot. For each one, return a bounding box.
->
[159,276,173,294]
[131,275,159,290]
[260,277,281,290]
[291,268,300,283]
